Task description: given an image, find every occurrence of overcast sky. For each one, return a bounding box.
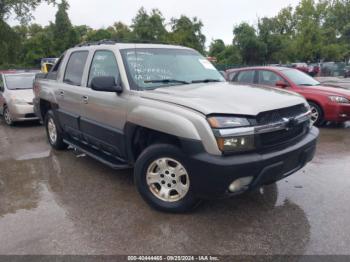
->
[8,0,300,45]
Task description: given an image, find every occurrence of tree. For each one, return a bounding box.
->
[86,29,112,42]
[209,39,241,65]
[0,0,56,24]
[53,0,78,55]
[233,23,267,65]
[0,20,21,67]
[131,8,167,42]
[169,16,206,53]
[108,22,133,42]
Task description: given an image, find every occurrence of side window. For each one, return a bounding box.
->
[64,51,89,86]
[88,50,119,87]
[0,75,4,92]
[258,70,284,86]
[47,55,64,80]
[228,72,238,82]
[236,70,255,84]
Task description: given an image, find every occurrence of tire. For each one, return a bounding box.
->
[3,106,14,126]
[308,102,325,127]
[134,144,200,213]
[45,110,68,150]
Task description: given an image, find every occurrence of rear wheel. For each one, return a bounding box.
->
[45,110,68,150]
[134,144,200,213]
[308,102,324,126]
[3,106,14,126]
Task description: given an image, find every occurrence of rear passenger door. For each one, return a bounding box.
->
[56,51,89,138]
[79,50,128,158]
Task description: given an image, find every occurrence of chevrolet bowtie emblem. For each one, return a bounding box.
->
[283,117,298,130]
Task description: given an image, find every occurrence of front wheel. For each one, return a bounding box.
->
[308,102,325,127]
[134,144,200,213]
[45,110,68,150]
[3,106,14,126]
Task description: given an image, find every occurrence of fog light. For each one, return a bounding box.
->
[229,176,254,193]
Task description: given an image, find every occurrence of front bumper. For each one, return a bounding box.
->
[8,103,39,122]
[183,127,319,199]
[324,103,350,122]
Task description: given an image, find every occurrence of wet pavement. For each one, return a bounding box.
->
[0,119,349,255]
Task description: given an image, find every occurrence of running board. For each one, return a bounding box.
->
[63,138,131,170]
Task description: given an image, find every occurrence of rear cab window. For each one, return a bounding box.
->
[64,51,89,86]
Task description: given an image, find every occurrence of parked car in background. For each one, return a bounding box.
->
[307,63,320,77]
[226,67,350,126]
[33,42,318,212]
[292,63,309,74]
[0,71,39,125]
[320,62,346,77]
[344,66,350,78]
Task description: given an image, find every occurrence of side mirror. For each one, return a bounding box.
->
[91,76,123,93]
[275,80,288,88]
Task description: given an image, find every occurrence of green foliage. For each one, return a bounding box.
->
[53,0,78,55]
[131,8,167,42]
[2,1,350,68]
[233,23,267,65]
[0,0,56,24]
[169,16,206,54]
[209,40,242,65]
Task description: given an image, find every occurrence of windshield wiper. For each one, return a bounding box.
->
[144,79,190,85]
[191,79,222,83]
[299,83,315,86]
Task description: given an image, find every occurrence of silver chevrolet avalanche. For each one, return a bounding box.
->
[33,41,319,212]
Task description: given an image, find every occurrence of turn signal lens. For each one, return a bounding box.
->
[208,116,250,128]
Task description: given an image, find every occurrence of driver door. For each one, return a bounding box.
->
[79,50,128,158]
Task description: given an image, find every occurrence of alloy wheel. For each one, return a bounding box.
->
[146,158,190,202]
[3,107,12,125]
[47,117,58,144]
[310,106,319,124]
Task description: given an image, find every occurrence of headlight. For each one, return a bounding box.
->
[207,116,250,128]
[329,96,350,104]
[216,135,255,152]
[208,116,254,153]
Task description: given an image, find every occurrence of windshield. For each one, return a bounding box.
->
[5,74,35,90]
[120,48,225,90]
[283,69,320,86]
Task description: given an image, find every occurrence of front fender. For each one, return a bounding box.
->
[127,106,201,140]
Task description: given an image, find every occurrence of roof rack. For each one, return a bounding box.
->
[75,39,117,47]
[75,39,175,47]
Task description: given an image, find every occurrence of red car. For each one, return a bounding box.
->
[225,66,350,126]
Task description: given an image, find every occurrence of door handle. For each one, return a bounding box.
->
[82,96,89,104]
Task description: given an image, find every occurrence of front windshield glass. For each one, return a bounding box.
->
[120,48,225,90]
[283,69,320,86]
[5,74,35,90]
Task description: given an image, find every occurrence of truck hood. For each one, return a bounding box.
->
[141,82,306,116]
[8,89,34,103]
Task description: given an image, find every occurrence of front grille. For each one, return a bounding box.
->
[259,122,308,147]
[256,104,309,149]
[257,104,308,125]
